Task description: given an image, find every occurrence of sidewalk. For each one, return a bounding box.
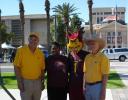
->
[0,89,112,100]
[110,62,128,100]
[1,62,128,100]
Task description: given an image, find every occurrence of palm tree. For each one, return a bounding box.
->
[45,0,50,52]
[19,0,25,45]
[70,14,82,32]
[0,10,14,54]
[53,3,77,33]
[87,0,93,37]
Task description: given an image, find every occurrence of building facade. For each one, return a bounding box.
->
[84,7,127,49]
[84,21,128,48]
[1,14,48,47]
[92,7,125,24]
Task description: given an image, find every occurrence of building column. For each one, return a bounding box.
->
[24,19,30,44]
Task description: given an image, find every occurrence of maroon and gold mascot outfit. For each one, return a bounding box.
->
[67,32,89,100]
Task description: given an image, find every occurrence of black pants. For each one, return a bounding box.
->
[47,86,67,100]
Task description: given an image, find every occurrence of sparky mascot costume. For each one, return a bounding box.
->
[67,30,89,100]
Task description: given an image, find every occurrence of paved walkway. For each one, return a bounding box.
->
[110,61,128,100]
[1,62,128,100]
[0,89,112,100]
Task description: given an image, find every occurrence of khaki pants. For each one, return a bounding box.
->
[20,79,42,100]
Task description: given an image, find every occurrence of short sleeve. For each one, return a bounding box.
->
[13,49,22,68]
[83,58,87,73]
[101,55,110,74]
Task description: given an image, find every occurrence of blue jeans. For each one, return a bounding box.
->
[84,83,102,100]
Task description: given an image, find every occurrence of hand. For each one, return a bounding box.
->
[18,81,24,92]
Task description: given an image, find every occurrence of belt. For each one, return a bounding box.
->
[86,81,102,85]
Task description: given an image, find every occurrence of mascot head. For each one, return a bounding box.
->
[67,32,83,53]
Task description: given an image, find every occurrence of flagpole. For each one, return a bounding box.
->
[114,0,117,48]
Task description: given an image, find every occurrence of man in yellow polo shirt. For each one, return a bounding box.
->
[13,32,45,100]
[83,38,110,100]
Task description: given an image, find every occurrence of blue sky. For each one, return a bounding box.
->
[0,0,128,23]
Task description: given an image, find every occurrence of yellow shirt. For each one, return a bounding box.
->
[83,52,110,83]
[13,45,45,79]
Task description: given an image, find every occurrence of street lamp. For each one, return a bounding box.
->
[87,0,93,37]
[45,0,50,52]
[19,0,25,45]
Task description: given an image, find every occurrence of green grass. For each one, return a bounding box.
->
[0,72,17,89]
[107,70,125,89]
[0,71,125,89]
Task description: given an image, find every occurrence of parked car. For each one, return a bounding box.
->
[43,49,49,57]
[102,48,128,62]
[40,49,49,58]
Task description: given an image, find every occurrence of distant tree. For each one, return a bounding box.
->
[56,15,66,46]
[50,15,66,46]
[50,22,56,42]
[0,23,14,56]
[53,3,77,33]
[0,23,14,44]
[70,14,83,33]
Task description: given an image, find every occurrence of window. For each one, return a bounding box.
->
[117,12,120,14]
[93,13,96,15]
[110,49,113,53]
[107,32,112,44]
[100,17,103,22]
[11,20,21,34]
[107,32,111,36]
[97,12,99,15]
[103,50,108,53]
[115,48,128,52]
[117,37,122,44]
[107,37,111,44]
[112,37,115,43]
[121,12,124,14]
[112,32,115,36]
[118,32,121,36]
[104,12,112,15]
[97,17,100,24]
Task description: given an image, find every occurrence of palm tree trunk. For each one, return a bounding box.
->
[88,0,93,37]
[45,0,50,52]
[19,0,25,45]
